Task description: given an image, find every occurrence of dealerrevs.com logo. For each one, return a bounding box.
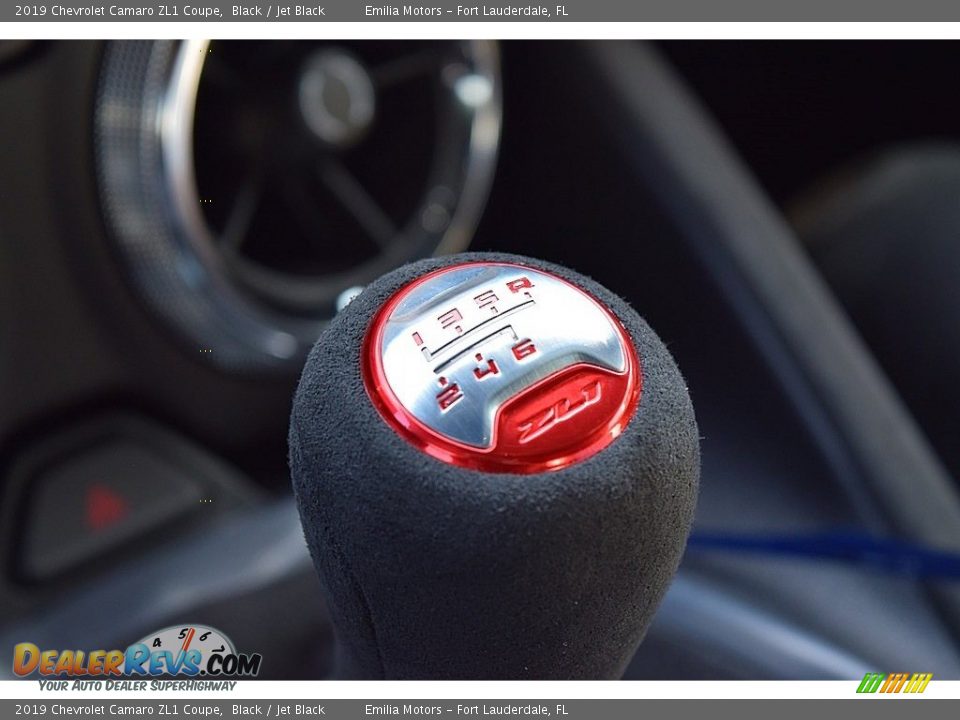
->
[13,624,261,683]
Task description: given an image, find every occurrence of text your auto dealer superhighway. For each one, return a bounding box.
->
[48,4,223,16]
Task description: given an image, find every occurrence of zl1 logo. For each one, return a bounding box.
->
[517,381,602,444]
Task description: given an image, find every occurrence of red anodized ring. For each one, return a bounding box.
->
[362,262,642,474]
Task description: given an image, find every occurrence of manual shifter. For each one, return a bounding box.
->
[289,253,699,679]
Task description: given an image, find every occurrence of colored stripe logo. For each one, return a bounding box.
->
[857,673,932,694]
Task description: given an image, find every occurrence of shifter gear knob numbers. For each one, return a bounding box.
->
[363,262,641,473]
[289,252,699,679]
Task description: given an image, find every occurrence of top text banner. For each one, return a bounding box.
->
[9,0,960,22]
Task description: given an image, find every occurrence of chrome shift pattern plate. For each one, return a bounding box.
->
[373,264,629,449]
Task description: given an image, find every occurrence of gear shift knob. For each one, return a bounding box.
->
[289,253,699,679]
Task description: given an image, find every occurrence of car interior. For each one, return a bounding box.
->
[2,39,960,679]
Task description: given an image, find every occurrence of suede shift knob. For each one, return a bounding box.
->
[289,252,699,679]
